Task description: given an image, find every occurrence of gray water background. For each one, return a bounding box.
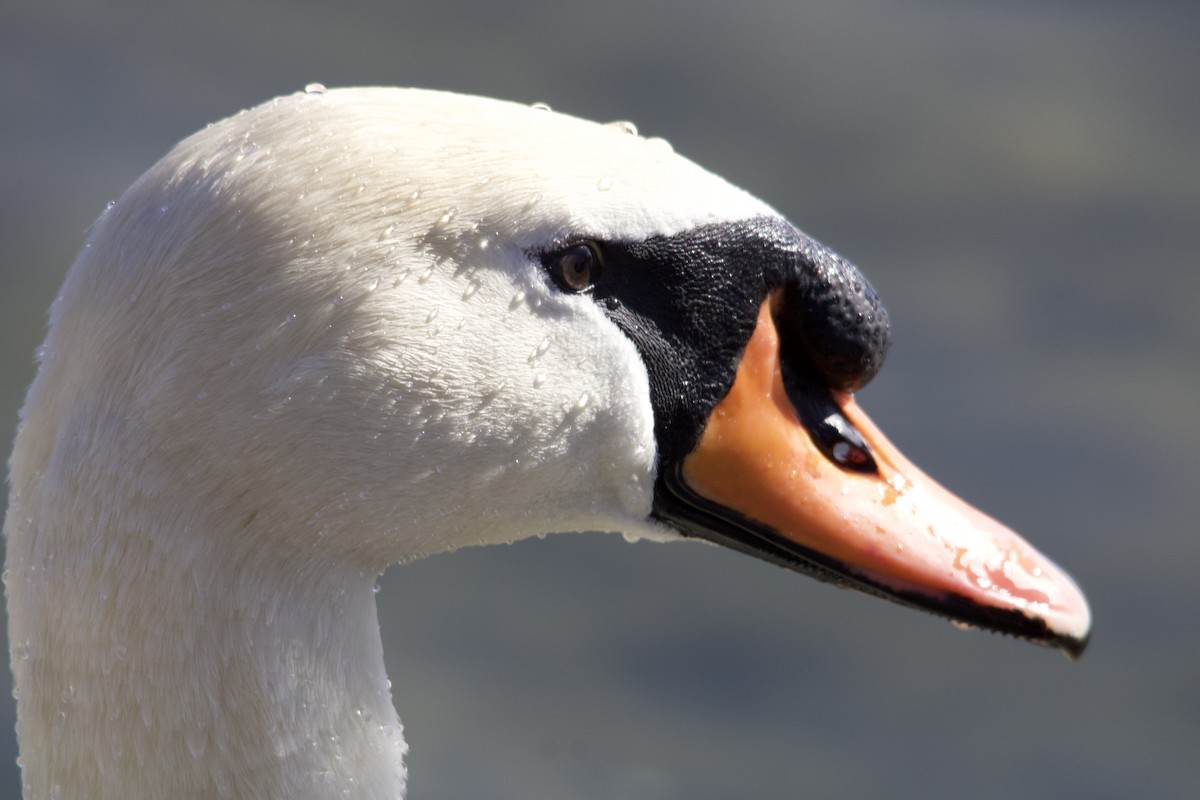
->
[1,1,1197,797]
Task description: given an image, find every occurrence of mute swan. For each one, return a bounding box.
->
[5,86,1090,799]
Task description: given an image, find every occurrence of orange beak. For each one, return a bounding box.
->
[659,296,1091,657]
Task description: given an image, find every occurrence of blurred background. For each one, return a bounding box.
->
[2,1,1197,798]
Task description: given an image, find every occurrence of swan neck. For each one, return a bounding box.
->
[6,510,408,799]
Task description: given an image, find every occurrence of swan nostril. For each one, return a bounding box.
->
[780,361,880,475]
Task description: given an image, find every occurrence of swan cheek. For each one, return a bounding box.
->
[597,334,660,529]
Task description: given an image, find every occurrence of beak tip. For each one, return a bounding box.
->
[1031,561,1092,660]
[1054,587,1092,661]
[997,584,1092,660]
[996,567,1093,660]
[1062,632,1090,661]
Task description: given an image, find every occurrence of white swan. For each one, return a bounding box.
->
[5,86,1090,799]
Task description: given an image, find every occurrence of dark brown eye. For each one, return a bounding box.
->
[546,243,601,293]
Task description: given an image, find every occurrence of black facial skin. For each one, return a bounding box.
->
[540,216,890,468]
[536,216,1083,656]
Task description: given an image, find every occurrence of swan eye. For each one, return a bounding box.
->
[546,243,601,293]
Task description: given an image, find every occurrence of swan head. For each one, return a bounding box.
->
[11,87,1089,654]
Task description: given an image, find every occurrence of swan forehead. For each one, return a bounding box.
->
[209,87,775,243]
